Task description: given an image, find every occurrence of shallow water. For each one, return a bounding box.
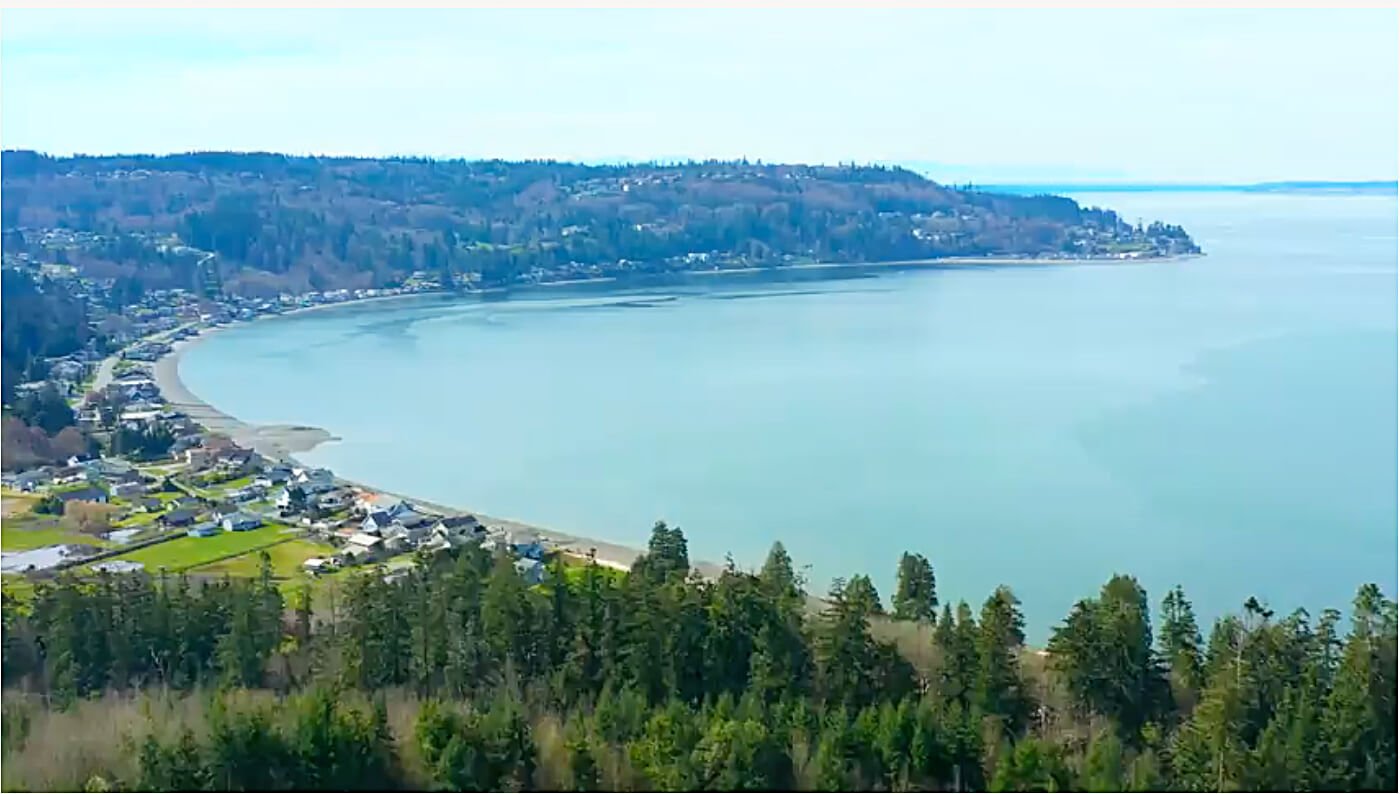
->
[181,191,1398,638]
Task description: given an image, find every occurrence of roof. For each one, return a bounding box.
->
[438,515,481,528]
[163,508,199,523]
[56,487,106,502]
[347,532,384,548]
[365,511,392,526]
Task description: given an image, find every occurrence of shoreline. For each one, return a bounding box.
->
[152,326,675,575]
[148,252,1192,576]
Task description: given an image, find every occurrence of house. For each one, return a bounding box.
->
[431,515,484,547]
[221,512,262,532]
[187,522,221,538]
[110,480,146,498]
[254,466,292,488]
[183,448,212,469]
[5,468,52,492]
[515,557,546,586]
[227,486,261,502]
[137,497,164,513]
[161,508,199,527]
[302,557,334,575]
[51,466,89,486]
[339,532,385,565]
[291,466,334,488]
[172,497,203,512]
[315,489,351,511]
[508,530,547,561]
[54,486,109,506]
[354,493,414,517]
[361,511,397,535]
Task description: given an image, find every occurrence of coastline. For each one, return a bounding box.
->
[147,252,1192,577]
[152,324,675,575]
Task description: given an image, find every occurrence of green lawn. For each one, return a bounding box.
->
[214,475,256,491]
[194,537,336,579]
[1,523,113,552]
[112,511,160,528]
[99,523,293,572]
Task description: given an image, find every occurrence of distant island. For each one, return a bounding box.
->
[1,151,1199,300]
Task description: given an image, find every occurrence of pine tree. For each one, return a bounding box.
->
[892,552,937,623]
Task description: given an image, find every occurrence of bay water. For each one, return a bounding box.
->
[180,190,1398,638]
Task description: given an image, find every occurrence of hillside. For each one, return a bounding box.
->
[1,151,1198,296]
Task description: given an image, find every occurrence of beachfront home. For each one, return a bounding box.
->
[255,466,292,488]
[354,493,414,517]
[508,530,547,561]
[361,511,397,535]
[432,515,485,547]
[222,512,262,532]
[315,489,351,511]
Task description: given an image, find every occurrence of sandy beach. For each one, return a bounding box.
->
[149,316,687,575]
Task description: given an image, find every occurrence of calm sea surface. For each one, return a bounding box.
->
[181,191,1398,638]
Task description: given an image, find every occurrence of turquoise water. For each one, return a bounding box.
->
[181,191,1398,638]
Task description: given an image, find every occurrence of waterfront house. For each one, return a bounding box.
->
[315,489,352,511]
[255,466,292,488]
[222,512,262,532]
[432,515,485,546]
[188,522,220,538]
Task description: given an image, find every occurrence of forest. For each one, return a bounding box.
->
[1,522,1393,792]
[1,151,1199,296]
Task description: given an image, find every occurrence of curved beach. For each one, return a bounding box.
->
[151,320,681,574]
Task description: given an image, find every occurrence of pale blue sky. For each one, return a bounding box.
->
[2,8,1396,183]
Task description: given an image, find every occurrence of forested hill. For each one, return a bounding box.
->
[1,150,1198,295]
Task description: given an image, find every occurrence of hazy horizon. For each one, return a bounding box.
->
[2,9,1396,184]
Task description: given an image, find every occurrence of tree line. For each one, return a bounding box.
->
[1,522,1394,791]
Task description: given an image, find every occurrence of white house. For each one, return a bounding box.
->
[222,512,262,532]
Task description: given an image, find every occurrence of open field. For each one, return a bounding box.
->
[95,523,293,572]
[193,537,335,578]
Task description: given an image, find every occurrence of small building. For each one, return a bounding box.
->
[55,486,109,506]
[188,522,221,538]
[255,467,292,488]
[161,508,199,527]
[302,557,333,575]
[221,512,262,532]
[110,480,146,498]
[51,466,89,486]
[5,468,53,492]
[515,557,546,586]
[137,497,164,513]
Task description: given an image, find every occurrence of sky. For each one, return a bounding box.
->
[1,8,1396,183]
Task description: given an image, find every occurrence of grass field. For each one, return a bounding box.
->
[194,538,336,578]
[1,523,113,552]
[98,523,293,572]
